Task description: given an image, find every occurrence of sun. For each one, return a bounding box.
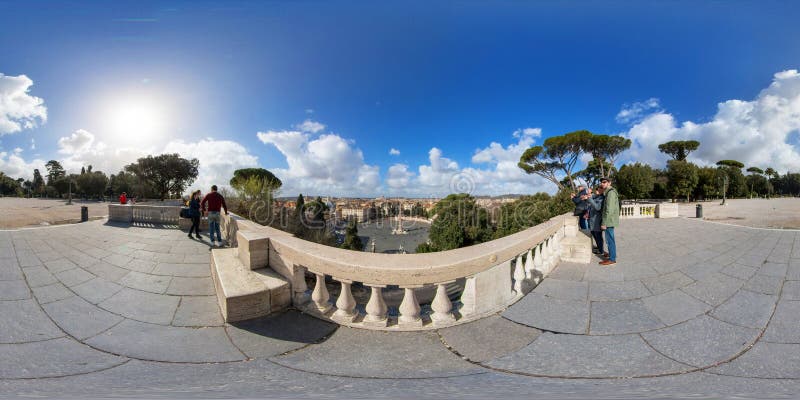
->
[106,97,165,142]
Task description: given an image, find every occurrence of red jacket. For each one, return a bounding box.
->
[201,192,228,213]
[119,194,127,204]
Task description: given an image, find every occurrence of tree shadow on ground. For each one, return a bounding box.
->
[230,309,338,344]
[103,220,180,230]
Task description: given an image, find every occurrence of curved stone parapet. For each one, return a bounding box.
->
[218,212,589,330]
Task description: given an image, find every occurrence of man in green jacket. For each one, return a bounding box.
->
[599,176,619,266]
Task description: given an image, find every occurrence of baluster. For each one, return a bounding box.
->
[332,279,357,322]
[460,276,477,316]
[293,266,309,306]
[364,285,388,327]
[513,253,526,295]
[431,283,456,324]
[311,273,332,313]
[529,247,543,284]
[541,237,551,269]
[532,243,544,274]
[398,286,423,327]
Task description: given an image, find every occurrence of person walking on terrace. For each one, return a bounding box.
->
[187,190,202,240]
[201,185,228,247]
[581,186,605,257]
[599,177,619,266]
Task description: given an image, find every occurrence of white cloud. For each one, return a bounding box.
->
[295,119,325,133]
[30,138,35,150]
[389,148,400,156]
[622,69,800,173]
[0,73,47,135]
[386,163,413,189]
[51,130,261,195]
[409,128,554,196]
[0,150,45,181]
[257,127,381,196]
[13,147,22,155]
[616,98,661,124]
[58,129,97,155]
[163,138,259,192]
[512,127,542,139]
[305,108,314,114]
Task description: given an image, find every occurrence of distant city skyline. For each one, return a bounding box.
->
[1,1,799,197]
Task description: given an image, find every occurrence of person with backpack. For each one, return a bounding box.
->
[581,186,605,256]
[201,185,228,247]
[599,177,620,266]
[571,185,589,230]
[187,190,202,240]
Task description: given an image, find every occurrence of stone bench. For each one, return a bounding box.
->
[210,248,291,322]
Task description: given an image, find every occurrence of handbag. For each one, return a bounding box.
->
[179,207,191,219]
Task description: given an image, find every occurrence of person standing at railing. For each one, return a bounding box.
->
[570,185,589,231]
[201,185,229,247]
[581,186,606,257]
[187,190,202,240]
[119,192,127,205]
[599,177,620,266]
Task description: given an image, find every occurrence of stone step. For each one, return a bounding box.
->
[210,248,291,323]
[559,233,592,264]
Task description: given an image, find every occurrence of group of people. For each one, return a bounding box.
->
[571,177,620,266]
[117,186,229,247]
[186,185,229,247]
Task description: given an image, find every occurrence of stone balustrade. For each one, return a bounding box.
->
[219,212,588,330]
[108,204,207,229]
[620,202,678,219]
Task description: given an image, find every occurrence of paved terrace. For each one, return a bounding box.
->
[1,218,799,398]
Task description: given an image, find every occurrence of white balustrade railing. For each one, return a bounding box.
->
[108,204,183,225]
[620,204,657,219]
[241,212,581,331]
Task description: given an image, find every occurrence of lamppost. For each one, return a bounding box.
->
[720,174,729,206]
[67,179,74,205]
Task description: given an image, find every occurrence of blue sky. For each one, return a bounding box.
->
[1,1,800,197]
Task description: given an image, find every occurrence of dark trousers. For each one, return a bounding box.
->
[189,215,200,235]
[591,230,604,252]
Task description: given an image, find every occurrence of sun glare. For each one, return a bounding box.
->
[106,97,165,142]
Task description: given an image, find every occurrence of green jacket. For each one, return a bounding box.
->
[601,187,620,227]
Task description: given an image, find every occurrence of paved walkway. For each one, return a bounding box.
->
[1,218,799,398]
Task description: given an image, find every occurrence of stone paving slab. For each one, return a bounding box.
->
[710,342,800,379]
[588,280,651,301]
[86,319,244,363]
[0,299,64,343]
[589,300,665,334]
[226,310,338,359]
[31,282,74,304]
[118,271,172,293]
[531,278,587,301]
[744,273,784,295]
[0,279,31,300]
[641,315,759,368]
[272,327,483,378]
[0,337,128,379]
[98,288,180,325]
[152,262,209,277]
[172,296,224,327]
[438,315,540,363]
[83,261,130,282]
[71,277,123,304]
[681,273,744,306]
[721,263,758,280]
[42,296,124,340]
[641,289,712,326]
[488,332,689,378]
[640,271,694,295]
[165,276,215,296]
[710,289,777,329]
[782,280,800,300]
[21,265,57,287]
[54,267,95,287]
[762,301,800,343]
[502,292,589,334]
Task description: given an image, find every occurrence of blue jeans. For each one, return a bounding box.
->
[208,212,221,242]
[591,230,604,252]
[604,227,616,261]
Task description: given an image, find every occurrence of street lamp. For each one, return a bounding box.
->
[67,179,74,205]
